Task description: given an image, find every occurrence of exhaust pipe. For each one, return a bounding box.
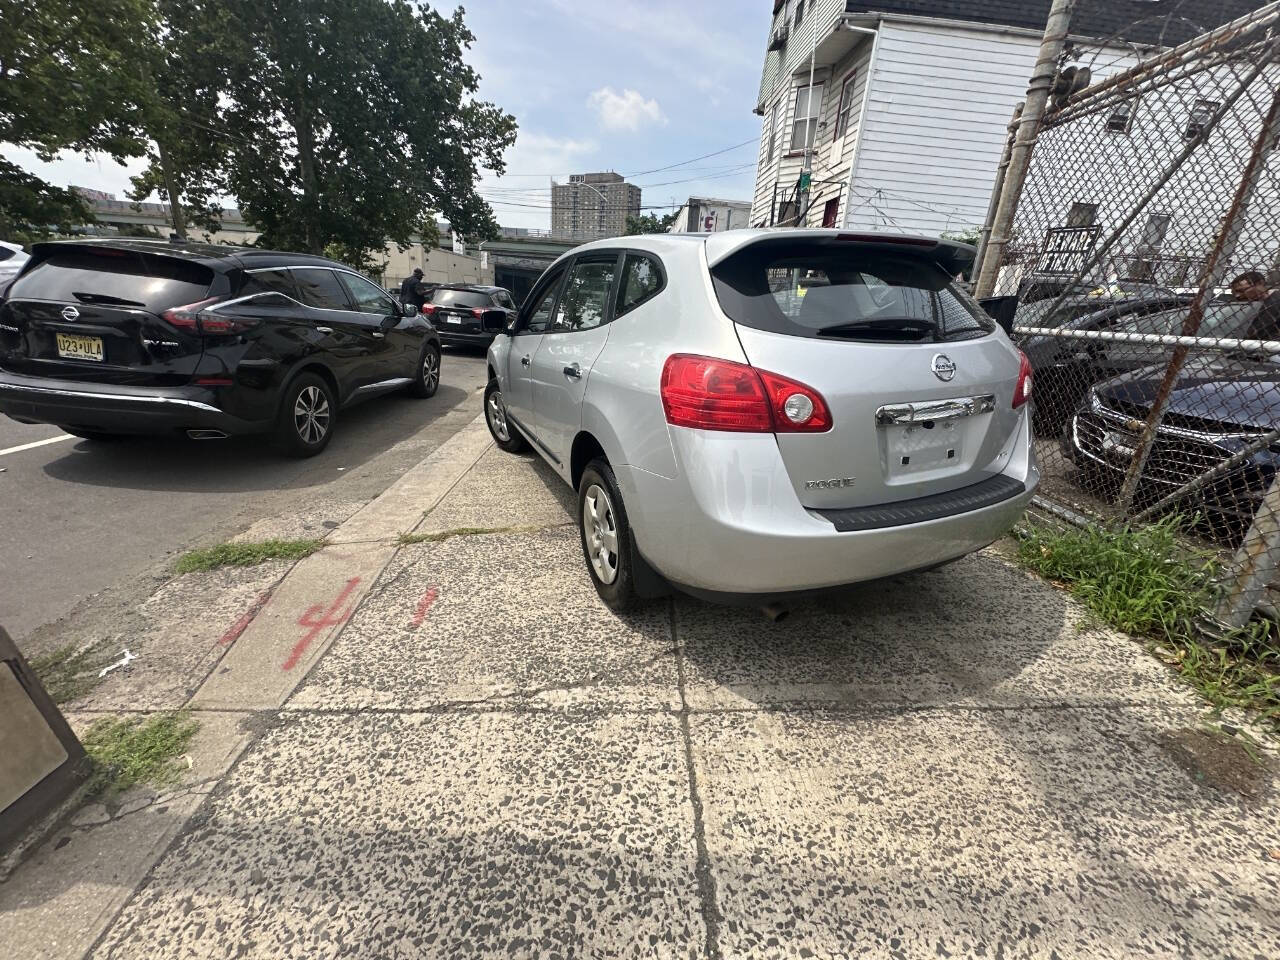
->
[761,603,790,623]
[187,429,228,440]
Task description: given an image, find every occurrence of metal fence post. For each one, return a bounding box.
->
[974,0,1076,299]
[1115,86,1280,512]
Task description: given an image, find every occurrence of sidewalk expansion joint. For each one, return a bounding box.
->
[672,599,725,960]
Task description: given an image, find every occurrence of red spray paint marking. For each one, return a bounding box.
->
[410,587,440,628]
[218,591,272,647]
[282,577,361,671]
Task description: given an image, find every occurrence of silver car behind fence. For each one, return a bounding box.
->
[485,228,1038,610]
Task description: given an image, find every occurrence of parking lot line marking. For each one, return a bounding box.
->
[283,577,361,670]
[0,434,73,457]
[409,586,440,628]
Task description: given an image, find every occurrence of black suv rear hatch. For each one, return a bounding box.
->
[0,244,217,386]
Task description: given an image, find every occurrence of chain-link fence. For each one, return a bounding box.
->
[979,4,1280,626]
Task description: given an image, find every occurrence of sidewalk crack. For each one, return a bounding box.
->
[673,599,724,960]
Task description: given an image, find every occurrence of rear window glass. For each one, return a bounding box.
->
[432,289,491,308]
[712,245,993,342]
[8,249,213,312]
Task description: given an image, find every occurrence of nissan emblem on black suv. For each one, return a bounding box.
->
[932,354,956,382]
[61,305,80,321]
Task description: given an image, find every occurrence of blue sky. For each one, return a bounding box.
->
[14,0,772,231]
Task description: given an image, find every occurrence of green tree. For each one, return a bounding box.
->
[626,211,678,235]
[203,0,514,266]
[0,0,154,240]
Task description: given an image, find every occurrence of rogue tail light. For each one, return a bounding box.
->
[163,297,258,335]
[1012,349,1033,409]
[660,354,832,433]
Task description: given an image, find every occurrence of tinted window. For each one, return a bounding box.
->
[432,288,491,308]
[617,254,663,316]
[554,259,617,332]
[0,248,14,263]
[339,272,396,315]
[496,291,515,310]
[8,249,213,312]
[1119,303,1258,338]
[523,271,564,334]
[293,269,351,310]
[712,245,994,342]
[240,269,298,299]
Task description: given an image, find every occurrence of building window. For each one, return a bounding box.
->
[1065,201,1098,227]
[1105,98,1137,134]
[834,71,857,140]
[1184,98,1219,140]
[794,0,804,28]
[789,82,824,152]
[1138,212,1171,251]
[822,198,839,228]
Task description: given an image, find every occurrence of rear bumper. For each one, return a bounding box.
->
[616,413,1038,595]
[0,370,265,436]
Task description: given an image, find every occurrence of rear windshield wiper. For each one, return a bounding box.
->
[815,317,935,340]
[72,291,146,307]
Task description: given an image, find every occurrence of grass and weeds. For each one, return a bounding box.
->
[397,525,540,545]
[175,538,323,574]
[29,641,114,704]
[1017,514,1280,731]
[81,711,200,800]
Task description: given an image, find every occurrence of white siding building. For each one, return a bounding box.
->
[750,0,1258,236]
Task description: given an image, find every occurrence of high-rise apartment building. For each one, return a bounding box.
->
[551,172,641,241]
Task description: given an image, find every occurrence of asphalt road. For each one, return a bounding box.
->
[1,349,489,643]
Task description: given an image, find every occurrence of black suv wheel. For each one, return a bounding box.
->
[276,372,336,457]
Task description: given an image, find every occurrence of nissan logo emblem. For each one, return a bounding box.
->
[61,305,80,321]
[931,354,956,382]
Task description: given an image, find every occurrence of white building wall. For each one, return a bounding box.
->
[844,19,1139,236]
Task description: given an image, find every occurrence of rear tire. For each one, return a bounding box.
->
[578,458,639,612]
[275,372,336,458]
[407,341,441,398]
[484,378,528,453]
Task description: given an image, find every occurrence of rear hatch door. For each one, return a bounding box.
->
[708,234,1024,509]
[0,244,217,386]
[428,289,502,335]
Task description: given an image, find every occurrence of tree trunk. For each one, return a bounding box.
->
[156,138,187,240]
[293,96,322,254]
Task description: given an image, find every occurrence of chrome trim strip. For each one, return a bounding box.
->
[1088,391,1262,442]
[875,394,996,427]
[0,382,221,413]
[351,377,412,396]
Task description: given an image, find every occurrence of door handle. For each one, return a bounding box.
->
[372,332,385,338]
[315,326,333,334]
[563,363,582,380]
[520,355,531,366]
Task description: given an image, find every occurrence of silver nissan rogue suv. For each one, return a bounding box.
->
[484,229,1038,610]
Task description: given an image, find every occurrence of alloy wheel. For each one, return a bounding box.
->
[487,389,511,442]
[582,483,619,584]
[294,385,331,445]
[422,348,440,391]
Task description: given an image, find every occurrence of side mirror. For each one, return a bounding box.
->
[403,302,417,317]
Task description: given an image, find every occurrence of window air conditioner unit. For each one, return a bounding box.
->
[768,22,789,51]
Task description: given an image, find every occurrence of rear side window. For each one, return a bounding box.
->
[8,249,213,312]
[432,289,491,308]
[616,253,663,316]
[711,244,993,343]
[293,269,351,310]
[240,269,298,299]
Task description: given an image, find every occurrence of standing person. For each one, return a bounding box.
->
[399,268,425,309]
[1231,270,1280,340]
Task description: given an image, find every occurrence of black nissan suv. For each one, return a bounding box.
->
[0,239,442,456]
[424,284,517,347]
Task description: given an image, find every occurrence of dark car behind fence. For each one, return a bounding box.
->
[973,4,1280,627]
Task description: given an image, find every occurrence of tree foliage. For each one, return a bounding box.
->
[626,211,678,235]
[202,0,515,264]
[0,0,154,239]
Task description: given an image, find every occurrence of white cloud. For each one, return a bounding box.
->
[587,87,668,133]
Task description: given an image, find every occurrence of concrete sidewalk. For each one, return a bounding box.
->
[3,417,1278,959]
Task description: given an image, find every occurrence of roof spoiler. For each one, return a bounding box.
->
[704,229,976,276]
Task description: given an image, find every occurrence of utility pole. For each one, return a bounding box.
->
[973,0,1076,298]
